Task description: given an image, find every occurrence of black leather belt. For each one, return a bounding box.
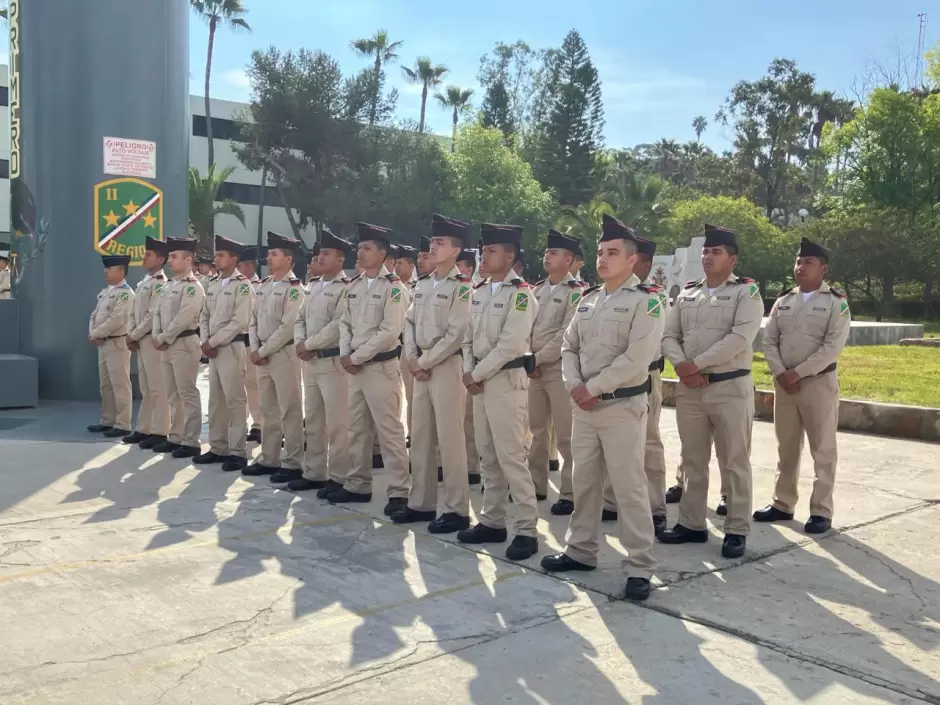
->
[649,357,665,373]
[178,329,200,338]
[474,355,532,372]
[310,347,340,359]
[233,333,249,344]
[106,335,126,340]
[703,369,751,383]
[417,346,461,358]
[599,377,652,401]
[812,362,838,377]
[362,346,402,364]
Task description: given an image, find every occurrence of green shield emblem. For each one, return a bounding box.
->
[94,177,163,266]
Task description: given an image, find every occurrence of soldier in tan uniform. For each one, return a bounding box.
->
[306,243,322,283]
[417,237,434,277]
[196,236,253,472]
[329,222,411,515]
[659,224,764,558]
[456,249,482,485]
[395,244,419,283]
[459,224,540,561]
[0,245,11,299]
[756,237,850,534]
[86,255,135,438]
[395,244,420,443]
[237,248,263,444]
[541,214,665,602]
[196,256,214,286]
[123,236,169,448]
[245,232,305,480]
[392,214,472,533]
[528,230,582,514]
[290,229,353,494]
[151,237,205,458]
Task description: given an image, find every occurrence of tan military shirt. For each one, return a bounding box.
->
[339,267,407,365]
[662,273,764,374]
[404,267,472,370]
[762,282,851,378]
[199,271,253,348]
[249,272,303,358]
[462,272,538,383]
[153,272,204,345]
[561,275,665,397]
[294,270,349,353]
[128,270,167,342]
[530,272,582,368]
[89,281,134,340]
[0,268,11,299]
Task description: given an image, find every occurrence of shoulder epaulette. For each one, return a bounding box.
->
[637,283,661,294]
[455,273,471,283]
[310,276,322,283]
[733,276,756,285]
[348,273,362,283]
[233,271,247,280]
[684,279,703,290]
[153,272,166,280]
[778,289,796,299]
[417,272,432,281]
[534,278,547,286]
[566,280,581,288]
[340,276,350,284]
[511,278,530,289]
[582,285,601,297]
[262,276,272,283]
[386,273,401,282]
[473,278,489,290]
[578,281,590,289]
[289,277,301,284]
[120,282,132,289]
[828,287,845,298]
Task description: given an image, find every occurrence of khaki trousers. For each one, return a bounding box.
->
[772,373,839,518]
[302,356,351,484]
[566,397,656,580]
[528,360,573,500]
[475,368,538,537]
[207,342,248,458]
[244,357,262,431]
[401,356,414,436]
[134,335,168,435]
[345,359,411,497]
[676,376,754,535]
[409,355,469,516]
[257,346,303,469]
[163,335,202,448]
[98,337,132,431]
[465,393,479,475]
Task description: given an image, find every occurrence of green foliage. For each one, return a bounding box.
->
[402,57,449,133]
[350,29,403,127]
[188,165,246,250]
[480,79,515,143]
[435,85,474,151]
[477,40,547,142]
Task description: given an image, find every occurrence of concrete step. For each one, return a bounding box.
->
[0,354,39,409]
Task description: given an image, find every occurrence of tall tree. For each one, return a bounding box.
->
[477,40,548,140]
[531,29,605,207]
[190,0,252,171]
[435,86,474,152]
[692,115,708,142]
[188,165,246,251]
[402,57,449,133]
[480,79,516,142]
[350,29,403,127]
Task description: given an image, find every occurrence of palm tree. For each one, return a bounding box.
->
[188,165,246,251]
[190,0,252,169]
[351,29,404,127]
[402,57,449,133]
[600,170,669,232]
[435,86,474,152]
[692,115,708,142]
[651,138,680,180]
[556,198,615,283]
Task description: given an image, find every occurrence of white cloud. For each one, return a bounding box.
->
[219,68,251,89]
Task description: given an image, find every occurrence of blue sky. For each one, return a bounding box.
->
[190,0,936,151]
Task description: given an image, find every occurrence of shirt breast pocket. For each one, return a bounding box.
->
[430,296,450,327]
[706,300,736,329]
[803,307,830,336]
[680,299,702,330]
[366,295,384,323]
[601,311,632,345]
[576,308,596,339]
[486,307,504,340]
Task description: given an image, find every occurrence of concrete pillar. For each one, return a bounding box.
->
[9,0,189,401]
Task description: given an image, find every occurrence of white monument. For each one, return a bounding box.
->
[650,236,705,303]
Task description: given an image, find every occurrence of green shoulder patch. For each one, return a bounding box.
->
[119,292,130,302]
[569,290,581,305]
[646,296,662,318]
[748,283,761,300]
[288,287,300,301]
[154,283,164,295]
[185,285,196,297]
[457,285,471,302]
[238,283,251,296]
[390,287,402,303]
[513,291,529,312]
[839,300,850,317]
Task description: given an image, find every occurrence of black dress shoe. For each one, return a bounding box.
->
[286,478,327,492]
[602,509,618,522]
[549,459,560,473]
[652,514,667,537]
[221,456,248,472]
[270,468,303,483]
[658,523,709,544]
[372,454,384,469]
[541,552,595,572]
[624,577,652,602]
[328,488,373,504]
[242,462,278,476]
[200,355,210,364]
[194,451,228,465]
[551,499,574,516]
[437,467,444,482]
[721,533,746,558]
[804,515,832,534]
[139,434,166,449]
[122,431,148,444]
[246,428,261,443]
[102,427,132,438]
[665,484,683,504]
[391,507,437,524]
[384,497,407,516]
[536,493,548,501]
[153,440,182,453]
[457,523,508,544]
[753,505,794,522]
[171,445,200,459]
[87,424,113,433]
[428,513,470,534]
[317,480,344,499]
[468,473,482,485]
[506,535,538,561]
[716,495,728,516]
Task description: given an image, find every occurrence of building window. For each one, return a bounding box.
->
[0,87,8,107]
[217,181,281,206]
[192,114,247,142]
[0,160,9,179]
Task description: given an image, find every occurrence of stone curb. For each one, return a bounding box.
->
[661,378,940,443]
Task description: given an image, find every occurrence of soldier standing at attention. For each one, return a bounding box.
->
[417,237,435,277]
[244,232,305,481]
[196,236,253,472]
[291,229,353,494]
[330,222,411,515]
[151,237,205,458]
[123,237,169,448]
[459,224,540,561]
[86,255,135,438]
[0,244,11,299]
[395,244,420,441]
[195,256,213,286]
[659,224,764,558]
[541,214,665,602]
[755,237,850,534]
[393,214,473,532]
[237,248,263,444]
[528,230,582,514]
[396,245,419,283]
[456,249,482,485]
[306,243,323,284]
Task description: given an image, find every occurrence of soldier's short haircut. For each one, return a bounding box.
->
[621,238,638,256]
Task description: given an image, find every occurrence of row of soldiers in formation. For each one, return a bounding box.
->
[87,214,850,602]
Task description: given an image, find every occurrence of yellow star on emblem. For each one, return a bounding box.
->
[122,200,139,216]
[143,212,157,228]
[103,210,120,228]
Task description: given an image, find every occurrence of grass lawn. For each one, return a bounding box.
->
[663,346,940,408]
